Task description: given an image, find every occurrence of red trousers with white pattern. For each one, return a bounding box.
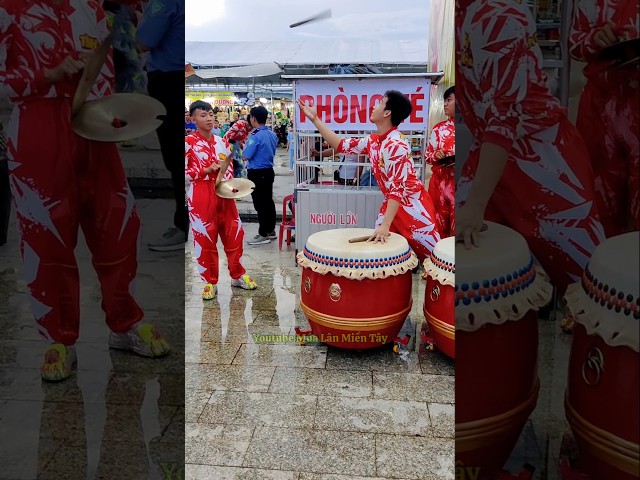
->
[187,180,246,285]
[576,75,639,237]
[428,164,456,238]
[7,99,143,345]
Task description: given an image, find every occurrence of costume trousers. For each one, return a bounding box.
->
[428,164,456,237]
[187,180,246,285]
[6,98,143,345]
[576,75,639,237]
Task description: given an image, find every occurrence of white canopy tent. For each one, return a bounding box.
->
[185,39,429,68]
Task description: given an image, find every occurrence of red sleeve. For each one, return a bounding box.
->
[425,124,441,164]
[338,136,369,155]
[185,136,204,181]
[380,140,415,204]
[568,1,601,61]
[224,120,250,143]
[0,17,50,99]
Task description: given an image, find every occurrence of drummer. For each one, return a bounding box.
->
[297,91,441,262]
[185,100,258,300]
[425,86,456,238]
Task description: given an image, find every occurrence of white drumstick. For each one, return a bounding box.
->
[290,9,332,28]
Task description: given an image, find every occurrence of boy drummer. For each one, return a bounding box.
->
[297,91,441,262]
[185,101,257,300]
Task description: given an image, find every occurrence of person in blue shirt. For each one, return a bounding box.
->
[136,0,186,252]
[243,106,278,245]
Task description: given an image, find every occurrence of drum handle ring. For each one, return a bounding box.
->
[430,284,440,302]
[329,283,342,302]
[582,347,604,386]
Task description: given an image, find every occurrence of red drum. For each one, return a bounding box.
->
[564,232,639,480]
[297,228,418,349]
[455,222,552,479]
[423,236,455,358]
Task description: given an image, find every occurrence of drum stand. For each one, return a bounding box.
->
[557,431,593,480]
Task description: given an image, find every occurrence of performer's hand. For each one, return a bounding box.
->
[203,164,219,175]
[593,21,622,49]
[435,149,446,160]
[297,100,318,122]
[368,224,391,243]
[44,55,86,82]
[456,201,486,249]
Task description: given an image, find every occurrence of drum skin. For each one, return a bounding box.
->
[423,276,455,358]
[300,267,412,349]
[565,322,639,480]
[456,311,539,479]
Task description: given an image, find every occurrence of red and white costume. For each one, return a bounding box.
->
[569,0,639,237]
[425,118,456,237]
[0,0,143,345]
[339,129,441,262]
[185,132,246,285]
[456,0,605,293]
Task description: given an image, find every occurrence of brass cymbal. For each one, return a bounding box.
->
[598,37,640,63]
[215,178,256,199]
[72,33,112,117]
[72,93,166,142]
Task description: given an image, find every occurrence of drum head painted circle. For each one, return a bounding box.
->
[297,228,418,279]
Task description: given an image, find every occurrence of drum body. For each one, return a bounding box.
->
[564,232,640,480]
[423,236,455,358]
[454,222,552,479]
[298,228,418,350]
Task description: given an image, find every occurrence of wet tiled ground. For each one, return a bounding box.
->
[184,223,455,480]
[0,198,184,480]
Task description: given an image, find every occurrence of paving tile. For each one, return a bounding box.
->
[242,427,376,477]
[185,341,242,365]
[232,344,327,369]
[185,423,253,466]
[315,396,430,436]
[428,403,455,439]
[199,391,316,428]
[186,465,298,480]
[373,372,454,403]
[185,364,275,393]
[375,434,454,480]
[269,367,372,398]
[325,346,421,373]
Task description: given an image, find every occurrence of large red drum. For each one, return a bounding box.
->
[455,222,552,479]
[423,236,455,358]
[297,228,418,349]
[564,232,639,480]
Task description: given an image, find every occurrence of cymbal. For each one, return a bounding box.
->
[598,37,640,63]
[72,93,166,142]
[72,33,112,117]
[215,178,255,199]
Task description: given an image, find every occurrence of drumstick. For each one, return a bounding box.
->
[348,233,392,243]
[289,8,332,28]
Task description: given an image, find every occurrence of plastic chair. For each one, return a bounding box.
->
[279,194,295,250]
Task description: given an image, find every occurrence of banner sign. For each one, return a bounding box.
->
[295,78,431,131]
[185,91,235,106]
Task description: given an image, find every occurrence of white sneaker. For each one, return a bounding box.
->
[148,227,186,252]
[248,234,270,245]
[109,323,171,357]
[231,274,257,290]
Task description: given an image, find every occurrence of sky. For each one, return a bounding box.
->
[185,0,430,43]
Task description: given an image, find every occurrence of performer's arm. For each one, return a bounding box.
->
[369,199,401,243]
